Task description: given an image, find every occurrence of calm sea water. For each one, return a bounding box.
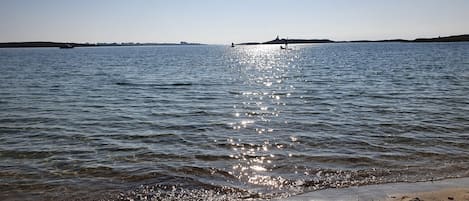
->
[0,43,468,200]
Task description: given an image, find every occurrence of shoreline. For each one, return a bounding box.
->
[0,42,205,48]
[1,34,468,48]
[238,34,469,45]
[281,177,469,201]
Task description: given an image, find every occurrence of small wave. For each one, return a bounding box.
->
[116,82,193,87]
[108,167,409,201]
[228,91,242,95]
[114,183,265,201]
[116,82,220,87]
[148,123,231,132]
[151,110,219,118]
[171,83,193,86]
[94,133,181,140]
[172,166,235,179]
[193,154,233,162]
[0,150,58,159]
[96,146,148,152]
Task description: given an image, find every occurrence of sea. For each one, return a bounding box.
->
[0,43,468,200]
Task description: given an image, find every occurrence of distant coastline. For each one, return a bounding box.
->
[1,34,468,48]
[238,34,469,45]
[0,41,204,48]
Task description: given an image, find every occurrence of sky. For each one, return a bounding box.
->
[1,0,469,44]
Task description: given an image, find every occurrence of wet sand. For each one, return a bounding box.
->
[388,188,469,201]
[281,177,469,201]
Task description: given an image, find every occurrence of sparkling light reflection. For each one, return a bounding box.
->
[226,45,301,188]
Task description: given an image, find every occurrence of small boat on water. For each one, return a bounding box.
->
[231,43,235,48]
[59,44,74,49]
[280,39,291,50]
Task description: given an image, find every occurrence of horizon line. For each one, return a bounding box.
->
[1,33,468,46]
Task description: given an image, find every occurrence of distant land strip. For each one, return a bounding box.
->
[0,41,203,48]
[238,34,469,45]
[0,34,468,48]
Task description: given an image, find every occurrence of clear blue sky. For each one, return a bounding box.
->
[1,0,468,44]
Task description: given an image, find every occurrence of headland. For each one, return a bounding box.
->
[238,34,469,45]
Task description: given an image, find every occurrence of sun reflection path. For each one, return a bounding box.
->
[225,45,302,190]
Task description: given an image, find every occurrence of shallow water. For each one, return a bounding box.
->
[0,43,468,200]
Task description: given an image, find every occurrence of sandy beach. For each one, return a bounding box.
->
[388,188,469,201]
[282,178,469,201]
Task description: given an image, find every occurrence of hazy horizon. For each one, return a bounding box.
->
[1,0,469,44]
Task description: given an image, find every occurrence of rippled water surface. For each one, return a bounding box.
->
[1,43,468,200]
